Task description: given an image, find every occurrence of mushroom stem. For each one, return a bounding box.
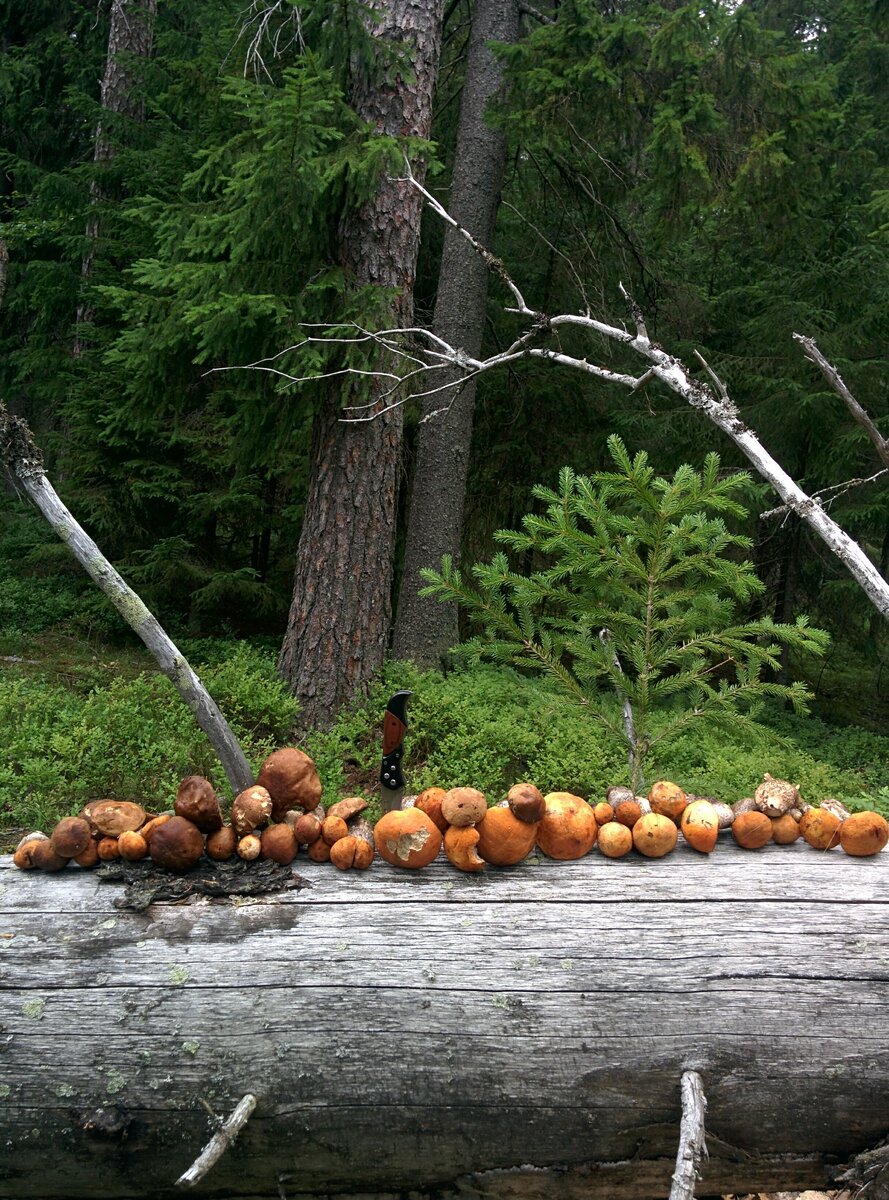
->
[176,1093,257,1188]
[669,1071,708,1200]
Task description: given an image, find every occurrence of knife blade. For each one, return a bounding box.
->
[380,690,412,814]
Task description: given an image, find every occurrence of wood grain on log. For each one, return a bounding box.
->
[1,840,887,1199]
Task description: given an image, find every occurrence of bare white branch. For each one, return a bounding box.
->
[669,1071,708,1200]
[794,333,889,471]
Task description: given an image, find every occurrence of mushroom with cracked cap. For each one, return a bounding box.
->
[373,808,442,869]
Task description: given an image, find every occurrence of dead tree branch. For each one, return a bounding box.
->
[794,333,889,471]
[0,401,254,796]
[669,1071,708,1200]
[176,1094,257,1187]
[229,162,889,623]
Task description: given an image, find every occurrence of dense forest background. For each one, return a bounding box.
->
[2,0,889,826]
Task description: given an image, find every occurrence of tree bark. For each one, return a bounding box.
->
[4,842,889,1199]
[392,0,520,667]
[74,0,157,356]
[277,0,444,729]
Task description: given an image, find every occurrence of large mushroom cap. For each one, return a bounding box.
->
[174,776,223,833]
[257,748,322,820]
[149,815,204,873]
[50,816,93,859]
[81,799,146,838]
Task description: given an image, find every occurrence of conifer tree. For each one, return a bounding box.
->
[421,437,829,788]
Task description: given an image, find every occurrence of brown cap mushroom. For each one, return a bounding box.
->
[30,840,70,871]
[231,785,273,838]
[326,796,368,823]
[507,783,546,824]
[260,823,297,865]
[149,815,205,872]
[81,799,147,837]
[50,817,93,859]
[174,776,223,833]
[206,825,237,862]
[13,834,49,870]
[441,787,487,828]
[257,748,323,820]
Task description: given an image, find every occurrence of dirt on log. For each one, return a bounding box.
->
[1,840,888,1199]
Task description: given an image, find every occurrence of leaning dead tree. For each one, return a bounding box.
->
[239,162,889,624]
[0,401,254,795]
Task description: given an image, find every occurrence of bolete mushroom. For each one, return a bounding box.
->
[507,783,546,824]
[648,780,688,824]
[118,831,149,862]
[441,787,487,828]
[632,812,678,858]
[257,748,323,820]
[13,833,50,870]
[840,811,889,857]
[373,809,442,869]
[475,806,538,866]
[537,793,598,860]
[732,810,773,850]
[753,773,800,818]
[443,825,486,872]
[330,835,374,870]
[413,787,449,833]
[326,796,368,823]
[174,776,223,833]
[680,800,719,854]
[50,816,93,859]
[260,823,297,865]
[799,807,842,850]
[237,833,262,861]
[81,799,147,838]
[206,825,237,862]
[149,815,205,872]
[231,785,273,838]
[597,821,633,859]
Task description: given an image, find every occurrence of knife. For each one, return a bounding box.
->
[380,690,412,814]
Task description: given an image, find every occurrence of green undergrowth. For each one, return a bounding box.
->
[1,649,888,838]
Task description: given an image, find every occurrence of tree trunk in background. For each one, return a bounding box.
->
[74,0,157,356]
[278,0,444,730]
[392,0,520,667]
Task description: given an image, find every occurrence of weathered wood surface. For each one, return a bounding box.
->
[1,840,888,1200]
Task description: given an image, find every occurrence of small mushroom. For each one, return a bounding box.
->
[597,821,633,859]
[537,792,598,860]
[237,833,262,861]
[648,780,687,823]
[321,816,349,846]
[413,787,448,832]
[507,783,546,824]
[732,810,773,849]
[174,776,223,833]
[613,798,643,829]
[593,802,615,826]
[13,834,50,870]
[50,817,93,859]
[96,837,121,862]
[257,748,322,820]
[149,816,204,872]
[293,813,322,846]
[74,839,100,869]
[330,835,374,870]
[475,806,537,866]
[753,774,800,818]
[231,786,273,838]
[441,787,487,828]
[118,830,149,861]
[307,838,331,863]
[260,823,297,865]
[444,825,486,872]
[326,796,368,823]
[206,825,237,862]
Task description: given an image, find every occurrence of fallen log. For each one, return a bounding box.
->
[1,839,888,1199]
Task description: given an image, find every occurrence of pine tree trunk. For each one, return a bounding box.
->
[74,0,157,356]
[392,0,519,668]
[277,0,444,730]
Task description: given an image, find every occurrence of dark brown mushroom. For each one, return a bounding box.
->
[174,776,223,833]
[50,817,93,859]
[148,816,204,873]
[257,748,322,820]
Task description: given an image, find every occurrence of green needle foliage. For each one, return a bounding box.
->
[421,436,830,791]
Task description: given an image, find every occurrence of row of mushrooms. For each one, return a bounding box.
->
[11,757,889,877]
[370,772,889,870]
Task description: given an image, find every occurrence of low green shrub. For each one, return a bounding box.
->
[0,643,297,829]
